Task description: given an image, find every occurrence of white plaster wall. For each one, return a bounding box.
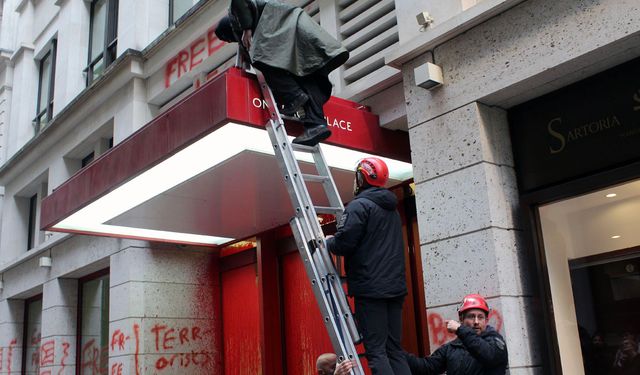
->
[0,190,28,262]
[396,0,491,44]
[0,1,19,50]
[119,0,170,53]
[33,0,59,43]
[5,47,37,156]
[0,73,12,164]
[53,0,91,113]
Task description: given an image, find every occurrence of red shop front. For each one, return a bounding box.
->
[41,68,429,374]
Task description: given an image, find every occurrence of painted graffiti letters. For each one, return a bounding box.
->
[151,324,204,351]
[155,351,211,371]
[59,342,71,375]
[110,363,123,375]
[40,340,56,366]
[164,25,226,87]
[8,338,16,375]
[80,339,109,375]
[3,338,72,375]
[149,324,213,372]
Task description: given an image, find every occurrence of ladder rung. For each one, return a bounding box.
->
[281,114,304,122]
[291,143,319,153]
[314,206,343,215]
[303,174,330,183]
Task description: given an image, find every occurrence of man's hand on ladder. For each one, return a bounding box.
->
[335,359,356,375]
[241,29,252,50]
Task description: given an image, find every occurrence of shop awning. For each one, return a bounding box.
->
[40,68,412,247]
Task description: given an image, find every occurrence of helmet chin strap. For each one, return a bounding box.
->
[354,171,365,195]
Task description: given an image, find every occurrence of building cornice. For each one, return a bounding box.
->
[15,0,29,13]
[9,43,35,63]
[385,0,526,68]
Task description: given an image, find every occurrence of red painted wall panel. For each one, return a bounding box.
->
[281,251,333,374]
[222,264,262,374]
[281,252,372,374]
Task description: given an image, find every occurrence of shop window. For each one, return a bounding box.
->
[34,40,56,133]
[22,296,43,374]
[77,271,110,375]
[169,0,199,24]
[86,0,118,85]
[538,178,640,374]
[81,152,95,168]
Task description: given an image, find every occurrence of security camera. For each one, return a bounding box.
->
[416,11,434,28]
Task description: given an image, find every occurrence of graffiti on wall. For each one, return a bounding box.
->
[0,338,17,374]
[427,308,504,348]
[0,337,72,375]
[164,24,226,88]
[151,323,214,372]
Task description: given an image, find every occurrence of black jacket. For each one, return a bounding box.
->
[326,187,407,298]
[405,326,508,375]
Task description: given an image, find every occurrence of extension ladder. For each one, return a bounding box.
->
[252,67,366,374]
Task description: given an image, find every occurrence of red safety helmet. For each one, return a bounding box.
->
[356,157,389,187]
[458,294,490,316]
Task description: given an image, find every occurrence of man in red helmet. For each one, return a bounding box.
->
[326,157,411,375]
[405,294,508,374]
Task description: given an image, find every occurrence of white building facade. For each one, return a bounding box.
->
[0,0,638,374]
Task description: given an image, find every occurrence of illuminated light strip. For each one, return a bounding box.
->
[53,123,413,246]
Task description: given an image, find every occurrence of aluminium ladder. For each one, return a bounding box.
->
[251,66,366,374]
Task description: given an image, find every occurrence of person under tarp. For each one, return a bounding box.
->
[215,0,349,146]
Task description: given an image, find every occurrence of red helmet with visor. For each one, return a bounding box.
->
[356,157,389,187]
[458,294,490,315]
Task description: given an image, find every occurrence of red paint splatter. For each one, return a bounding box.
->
[80,339,99,374]
[40,340,55,366]
[111,329,126,351]
[58,342,70,375]
[133,323,140,375]
[8,338,16,375]
[110,363,123,375]
[427,308,504,348]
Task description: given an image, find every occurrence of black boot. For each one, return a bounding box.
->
[292,124,332,146]
[280,93,309,117]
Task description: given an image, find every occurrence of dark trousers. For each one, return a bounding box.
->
[355,296,411,375]
[256,64,331,128]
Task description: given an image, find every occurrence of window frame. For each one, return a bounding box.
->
[86,0,119,85]
[34,40,57,133]
[76,268,111,375]
[81,152,95,168]
[169,0,198,25]
[27,193,38,250]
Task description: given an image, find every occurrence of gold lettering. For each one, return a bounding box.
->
[612,115,621,127]
[547,117,565,154]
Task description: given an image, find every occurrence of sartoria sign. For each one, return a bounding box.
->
[509,57,640,192]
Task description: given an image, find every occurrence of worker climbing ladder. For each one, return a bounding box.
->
[249,64,366,374]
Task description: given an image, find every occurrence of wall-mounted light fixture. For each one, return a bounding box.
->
[39,253,52,268]
[414,62,444,90]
